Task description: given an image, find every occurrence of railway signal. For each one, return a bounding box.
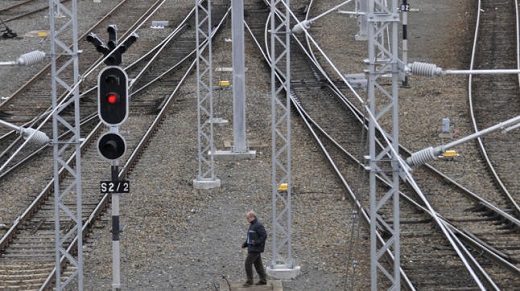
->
[86,25,138,66]
[97,132,126,160]
[98,66,128,126]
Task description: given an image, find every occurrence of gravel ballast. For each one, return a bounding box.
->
[1,0,476,289]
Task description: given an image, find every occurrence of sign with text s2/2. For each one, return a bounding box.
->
[100,180,130,193]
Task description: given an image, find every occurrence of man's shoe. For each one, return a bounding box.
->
[242,281,253,287]
[255,281,267,285]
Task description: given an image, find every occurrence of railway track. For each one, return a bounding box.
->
[1,0,519,289]
[0,0,51,24]
[261,0,520,289]
[0,1,231,289]
[0,0,151,172]
[0,0,162,241]
[469,0,520,215]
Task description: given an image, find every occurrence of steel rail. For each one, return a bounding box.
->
[40,4,232,289]
[295,81,515,289]
[292,0,518,288]
[0,0,131,109]
[467,0,520,216]
[0,0,35,13]
[1,0,222,283]
[247,2,416,289]
[0,3,198,180]
[253,3,491,288]
[1,0,69,23]
[0,0,175,178]
[298,1,489,288]
[299,0,520,236]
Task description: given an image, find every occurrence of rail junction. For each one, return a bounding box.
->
[0,0,519,290]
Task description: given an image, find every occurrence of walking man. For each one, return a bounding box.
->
[241,210,268,287]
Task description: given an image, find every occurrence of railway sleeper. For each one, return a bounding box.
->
[402,244,455,252]
[382,218,432,224]
[494,217,520,230]
[465,228,516,237]
[473,235,520,249]
[462,230,511,260]
[8,244,55,250]
[432,287,482,291]
[0,262,54,268]
[401,233,449,240]
[405,266,475,278]
[467,202,493,213]
[0,282,43,290]
[0,272,50,280]
[470,203,516,226]
[1,252,55,259]
[7,243,55,250]
[448,215,496,223]
[10,233,55,240]
[414,282,480,291]
[8,241,71,250]
[291,81,325,91]
[9,232,54,238]
[490,242,520,251]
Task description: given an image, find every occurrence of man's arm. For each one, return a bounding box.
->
[257,224,267,243]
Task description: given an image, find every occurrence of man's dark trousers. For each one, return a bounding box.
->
[245,252,267,283]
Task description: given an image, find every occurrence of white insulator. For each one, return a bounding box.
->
[406,147,437,166]
[21,127,50,145]
[16,50,46,66]
[409,61,444,77]
[292,20,311,34]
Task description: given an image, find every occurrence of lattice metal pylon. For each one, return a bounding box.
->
[367,0,401,290]
[49,0,83,289]
[194,0,220,189]
[266,0,300,279]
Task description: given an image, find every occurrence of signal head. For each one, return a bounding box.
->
[98,66,129,126]
[97,132,126,160]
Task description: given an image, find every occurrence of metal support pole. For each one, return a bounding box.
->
[50,0,83,289]
[193,0,220,189]
[367,0,401,289]
[214,0,256,160]
[266,0,300,280]
[111,163,121,291]
[231,0,247,153]
[401,0,409,86]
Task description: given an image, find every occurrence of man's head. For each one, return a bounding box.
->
[246,210,256,223]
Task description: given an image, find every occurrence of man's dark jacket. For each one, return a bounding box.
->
[242,219,267,253]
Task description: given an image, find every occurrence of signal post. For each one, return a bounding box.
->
[97,65,129,291]
[98,66,130,290]
[90,26,137,290]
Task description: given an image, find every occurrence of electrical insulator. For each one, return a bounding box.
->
[16,50,46,66]
[408,61,444,77]
[292,20,312,34]
[21,127,50,145]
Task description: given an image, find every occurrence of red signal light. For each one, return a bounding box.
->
[98,66,128,125]
[107,93,118,104]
